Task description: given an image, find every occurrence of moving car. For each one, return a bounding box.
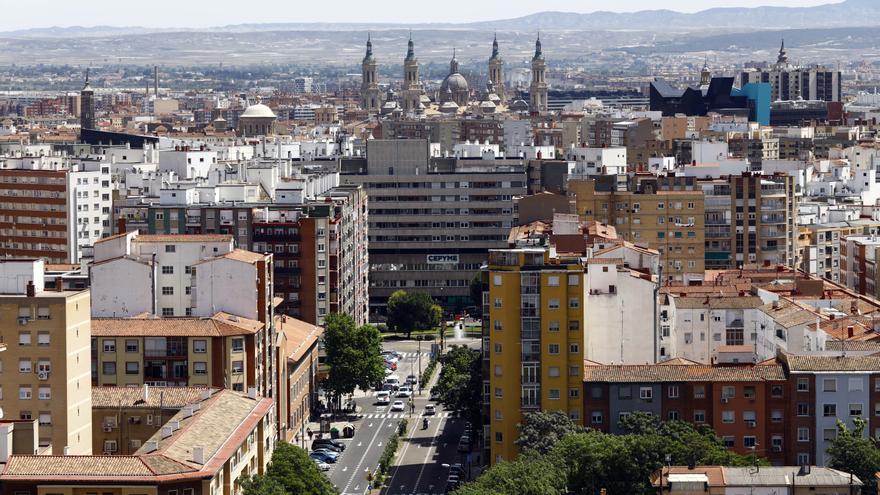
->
[376,391,391,405]
[424,404,436,415]
[391,400,405,412]
[397,386,412,398]
[310,451,337,464]
[406,374,418,385]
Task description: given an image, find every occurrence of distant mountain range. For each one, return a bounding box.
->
[1,0,878,39]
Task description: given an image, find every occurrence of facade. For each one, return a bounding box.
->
[401,36,424,113]
[0,390,275,495]
[740,42,842,103]
[360,35,381,113]
[276,315,321,446]
[570,176,705,283]
[801,222,880,283]
[665,295,765,364]
[0,259,93,454]
[841,234,880,299]
[341,139,526,314]
[529,36,548,113]
[487,35,505,103]
[0,158,112,263]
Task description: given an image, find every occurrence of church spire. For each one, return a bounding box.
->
[533,33,543,60]
[406,31,415,61]
[491,33,499,60]
[363,33,374,62]
[777,38,788,65]
[450,48,459,74]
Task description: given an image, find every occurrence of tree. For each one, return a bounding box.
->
[470,273,483,308]
[239,443,337,495]
[386,290,441,338]
[517,410,584,455]
[456,458,566,495]
[431,345,482,425]
[827,418,880,495]
[322,313,385,410]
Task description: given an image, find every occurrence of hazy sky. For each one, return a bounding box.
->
[1,0,837,31]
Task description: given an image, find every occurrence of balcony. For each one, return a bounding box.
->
[252,231,301,242]
[274,266,302,275]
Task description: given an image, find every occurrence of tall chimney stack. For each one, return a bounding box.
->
[154,66,159,96]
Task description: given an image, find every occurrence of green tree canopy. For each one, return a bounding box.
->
[386,290,441,337]
[455,457,566,495]
[239,443,337,495]
[517,410,585,455]
[322,313,385,409]
[827,418,880,495]
[431,345,482,425]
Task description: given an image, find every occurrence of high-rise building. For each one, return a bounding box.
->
[529,35,548,113]
[361,34,382,113]
[0,259,93,454]
[740,41,841,102]
[569,175,706,283]
[488,35,505,103]
[0,157,112,263]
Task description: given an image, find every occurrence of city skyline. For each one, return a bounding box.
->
[0,0,836,31]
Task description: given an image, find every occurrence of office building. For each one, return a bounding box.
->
[0,259,92,454]
[341,139,526,314]
[740,41,842,103]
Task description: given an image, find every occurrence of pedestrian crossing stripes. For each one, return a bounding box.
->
[388,351,431,359]
[362,412,454,419]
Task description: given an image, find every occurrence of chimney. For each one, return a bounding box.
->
[772,300,780,309]
[143,384,149,403]
[154,66,159,96]
[25,281,35,297]
[192,446,204,464]
[55,278,63,292]
[247,387,257,399]
[63,446,70,456]
[160,426,173,439]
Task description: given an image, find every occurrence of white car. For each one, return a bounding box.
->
[425,404,436,415]
[390,400,405,412]
[313,459,331,471]
[397,387,412,398]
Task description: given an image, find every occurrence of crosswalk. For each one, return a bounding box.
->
[388,351,431,360]
[362,412,455,419]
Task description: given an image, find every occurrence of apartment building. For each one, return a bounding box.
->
[583,358,788,463]
[701,172,799,270]
[570,175,705,282]
[276,315,322,446]
[841,235,880,299]
[0,259,92,454]
[342,139,527,313]
[92,385,213,455]
[0,390,275,495]
[664,295,765,364]
[0,156,112,262]
[653,466,862,494]
[482,218,659,464]
[801,220,880,283]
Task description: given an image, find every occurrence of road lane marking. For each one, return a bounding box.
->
[412,410,445,494]
[340,415,391,495]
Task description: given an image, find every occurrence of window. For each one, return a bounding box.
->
[548,298,560,310]
[165,245,176,253]
[161,308,174,317]
[193,362,208,375]
[549,321,560,332]
[569,388,580,398]
[38,387,50,400]
[548,367,560,377]
[797,453,810,465]
[668,410,680,420]
[618,386,632,399]
[723,436,735,448]
[495,432,503,442]
[824,428,837,441]
[103,440,118,453]
[797,378,809,392]
[722,386,735,399]
[591,386,602,399]
[494,365,502,377]
[770,385,783,398]
[125,362,139,375]
[193,339,207,353]
[162,265,174,274]
[694,410,706,423]
[568,320,580,332]
[743,386,756,399]
[569,343,579,353]
[19,359,31,373]
[823,404,837,417]
[797,403,809,416]
[103,339,116,352]
[548,389,560,400]
[494,320,503,331]
[797,427,810,442]
[495,409,503,421]
[823,378,837,392]
[18,332,31,346]
[19,386,31,400]
[850,403,864,417]
[232,361,244,373]
[548,344,560,355]
[162,286,174,295]
[494,343,502,353]
[591,411,603,424]
[849,378,864,392]
[639,387,653,400]
[569,366,579,377]
[231,338,244,352]
[125,340,138,352]
[771,410,783,423]
[493,275,502,286]
[103,362,116,375]
[668,385,680,398]
[693,385,705,399]
[568,275,579,286]
[547,276,560,286]
[494,297,502,308]
[743,436,756,449]
[722,410,735,423]
[569,298,579,308]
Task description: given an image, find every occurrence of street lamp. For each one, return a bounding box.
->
[416,336,423,395]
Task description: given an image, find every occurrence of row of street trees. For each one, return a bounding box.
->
[321,313,386,411]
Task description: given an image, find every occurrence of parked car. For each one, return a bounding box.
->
[391,400,405,412]
[313,459,331,471]
[310,451,337,464]
[397,386,413,398]
[312,438,346,451]
[424,404,436,415]
[312,448,340,460]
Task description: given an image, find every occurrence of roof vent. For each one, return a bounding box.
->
[160,426,173,439]
[143,440,158,453]
[192,446,205,465]
[170,420,181,431]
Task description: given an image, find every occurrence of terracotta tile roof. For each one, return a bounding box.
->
[758,299,820,329]
[3,455,156,477]
[825,340,880,352]
[93,231,131,244]
[92,312,263,337]
[583,363,785,382]
[278,315,323,362]
[672,295,764,310]
[92,386,216,409]
[587,257,623,265]
[659,357,702,365]
[193,248,267,266]
[781,353,880,372]
[134,234,232,243]
[44,264,80,272]
[652,466,725,488]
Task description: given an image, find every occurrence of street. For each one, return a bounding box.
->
[322,335,479,495]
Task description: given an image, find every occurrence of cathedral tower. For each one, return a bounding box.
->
[401,34,423,112]
[529,34,548,113]
[488,34,505,103]
[361,34,381,113]
[80,69,95,132]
